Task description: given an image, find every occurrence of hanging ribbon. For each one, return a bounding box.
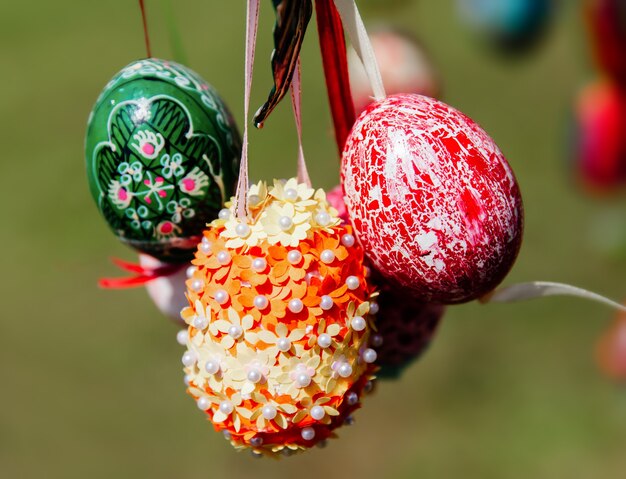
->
[290,58,312,187]
[99,257,185,289]
[481,281,626,312]
[332,0,386,101]
[315,0,356,156]
[234,0,261,219]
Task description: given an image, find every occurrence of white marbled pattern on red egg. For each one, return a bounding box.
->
[341,94,523,304]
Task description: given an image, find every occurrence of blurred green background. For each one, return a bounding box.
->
[2,1,626,477]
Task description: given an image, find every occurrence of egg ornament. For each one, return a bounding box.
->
[368,285,445,379]
[341,94,523,304]
[181,179,377,455]
[572,80,626,193]
[457,0,553,54]
[348,28,441,115]
[85,59,241,262]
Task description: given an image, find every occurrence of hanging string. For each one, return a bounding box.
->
[234,0,261,219]
[290,59,312,187]
[138,0,152,58]
[332,0,385,101]
[314,0,356,156]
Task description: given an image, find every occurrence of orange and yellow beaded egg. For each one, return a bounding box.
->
[180,178,377,455]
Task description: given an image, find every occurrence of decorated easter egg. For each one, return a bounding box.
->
[457,0,553,53]
[369,287,444,379]
[341,94,523,304]
[85,59,241,262]
[181,179,377,455]
[348,28,440,115]
[572,80,626,192]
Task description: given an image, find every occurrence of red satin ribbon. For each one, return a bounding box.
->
[98,257,185,289]
[315,0,356,156]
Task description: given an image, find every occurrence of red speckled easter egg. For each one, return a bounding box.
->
[341,94,523,304]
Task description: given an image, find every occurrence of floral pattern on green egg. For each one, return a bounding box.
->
[85,59,241,262]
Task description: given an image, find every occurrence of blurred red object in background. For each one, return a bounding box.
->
[573,80,626,192]
[596,305,626,380]
[586,0,626,86]
[348,28,441,115]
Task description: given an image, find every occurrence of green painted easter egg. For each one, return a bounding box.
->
[85,58,241,262]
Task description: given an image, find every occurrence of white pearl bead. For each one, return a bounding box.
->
[182,351,197,367]
[191,279,203,292]
[287,250,302,264]
[363,348,377,363]
[296,373,311,388]
[371,334,384,348]
[214,289,229,304]
[218,208,231,220]
[277,337,291,352]
[223,430,231,440]
[200,242,211,254]
[344,415,355,426]
[176,329,188,346]
[262,404,277,420]
[193,315,209,330]
[217,250,231,265]
[320,249,335,264]
[228,325,243,339]
[288,298,304,313]
[369,302,380,315]
[279,216,293,231]
[247,368,262,383]
[345,275,360,290]
[301,427,315,441]
[235,222,250,237]
[252,258,267,271]
[284,188,298,201]
[315,211,331,226]
[351,316,366,331]
[310,405,325,420]
[205,359,220,375]
[338,362,353,378]
[183,374,192,386]
[364,380,374,393]
[248,194,261,205]
[341,234,355,247]
[197,396,211,410]
[250,437,263,447]
[186,266,197,278]
[219,400,234,415]
[253,295,269,310]
[346,391,358,405]
[320,295,334,310]
[317,333,332,348]
[201,236,211,245]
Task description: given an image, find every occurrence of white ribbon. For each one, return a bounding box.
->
[482,281,626,312]
[234,0,260,219]
[333,0,386,101]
